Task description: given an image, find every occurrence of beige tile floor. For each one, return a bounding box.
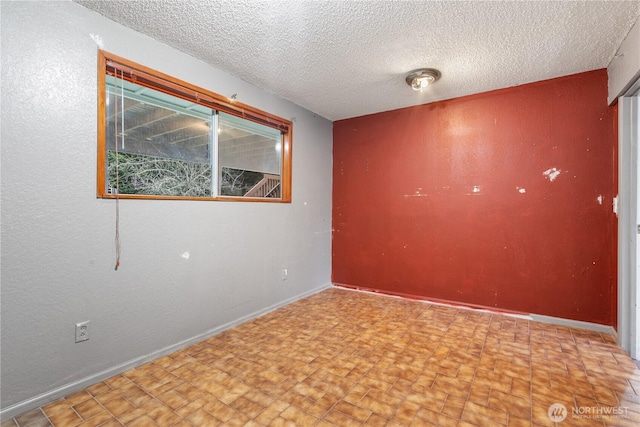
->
[3,288,640,426]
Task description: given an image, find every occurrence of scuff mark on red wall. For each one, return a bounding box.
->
[332,70,616,326]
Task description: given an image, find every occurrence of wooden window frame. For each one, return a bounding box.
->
[97,50,292,202]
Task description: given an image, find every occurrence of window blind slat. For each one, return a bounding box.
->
[106,60,290,133]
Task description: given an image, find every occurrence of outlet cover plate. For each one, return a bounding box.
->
[75,321,90,343]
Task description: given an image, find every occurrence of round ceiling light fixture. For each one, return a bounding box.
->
[406,68,441,91]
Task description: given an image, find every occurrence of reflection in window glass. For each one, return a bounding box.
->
[106,76,215,197]
[218,112,282,198]
[105,76,285,199]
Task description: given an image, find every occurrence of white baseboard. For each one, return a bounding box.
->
[0,284,330,421]
[337,285,618,335]
[610,327,620,344]
[529,313,617,336]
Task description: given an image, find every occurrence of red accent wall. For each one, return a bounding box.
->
[332,70,617,326]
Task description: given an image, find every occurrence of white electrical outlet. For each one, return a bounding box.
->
[282,269,288,281]
[75,321,90,343]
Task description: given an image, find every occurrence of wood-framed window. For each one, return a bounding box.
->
[97,50,292,202]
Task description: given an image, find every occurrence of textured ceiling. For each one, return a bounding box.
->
[76,0,640,121]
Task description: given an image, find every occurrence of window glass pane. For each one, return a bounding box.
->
[218,112,283,198]
[99,51,292,202]
[106,76,215,197]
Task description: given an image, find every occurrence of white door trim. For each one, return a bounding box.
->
[618,89,640,359]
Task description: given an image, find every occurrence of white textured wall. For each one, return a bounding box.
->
[0,0,332,416]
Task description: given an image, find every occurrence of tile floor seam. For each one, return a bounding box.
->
[460,312,494,425]
[528,331,535,427]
